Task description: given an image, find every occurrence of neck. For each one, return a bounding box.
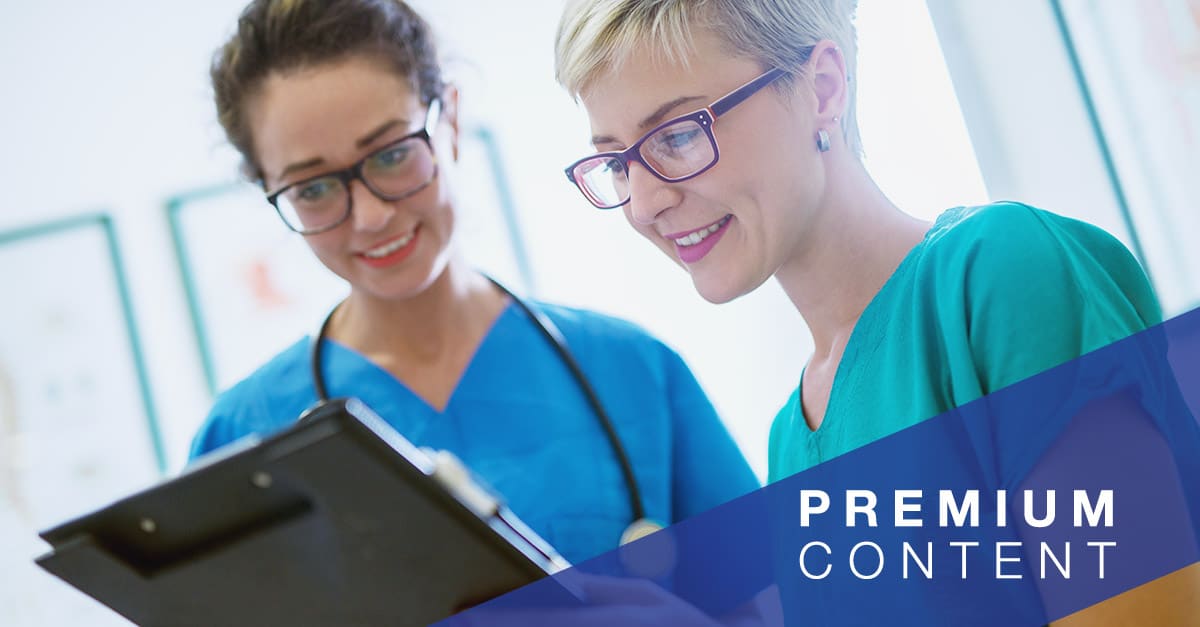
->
[775,156,930,360]
[329,257,506,363]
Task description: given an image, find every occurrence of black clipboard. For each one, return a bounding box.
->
[35,398,578,626]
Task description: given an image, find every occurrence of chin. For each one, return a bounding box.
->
[691,262,774,304]
[358,259,448,304]
[691,275,746,305]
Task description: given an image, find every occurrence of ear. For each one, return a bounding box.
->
[807,40,849,128]
[440,83,461,162]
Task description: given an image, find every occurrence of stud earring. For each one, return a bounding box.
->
[816,128,831,152]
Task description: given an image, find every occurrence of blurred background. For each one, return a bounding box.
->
[1,0,1197,623]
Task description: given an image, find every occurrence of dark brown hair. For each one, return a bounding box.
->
[212,0,445,179]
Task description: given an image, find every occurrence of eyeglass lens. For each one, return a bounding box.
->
[276,136,436,232]
[573,118,715,208]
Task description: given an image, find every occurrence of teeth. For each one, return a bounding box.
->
[674,216,730,247]
[364,233,413,258]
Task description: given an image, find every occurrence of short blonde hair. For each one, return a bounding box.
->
[555,0,863,155]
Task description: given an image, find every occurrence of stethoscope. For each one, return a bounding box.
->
[304,277,663,546]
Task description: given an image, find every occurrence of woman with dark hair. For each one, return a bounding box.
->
[190,0,759,566]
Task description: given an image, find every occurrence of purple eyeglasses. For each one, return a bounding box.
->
[564,67,787,209]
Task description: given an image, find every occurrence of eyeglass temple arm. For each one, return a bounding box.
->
[424,98,442,133]
[710,67,788,118]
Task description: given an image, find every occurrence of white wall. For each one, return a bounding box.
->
[1,0,255,466]
[2,3,251,623]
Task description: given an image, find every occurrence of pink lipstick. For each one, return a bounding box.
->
[669,215,732,264]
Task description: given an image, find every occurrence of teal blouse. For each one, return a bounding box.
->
[768,202,1161,481]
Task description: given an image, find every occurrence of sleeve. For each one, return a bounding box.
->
[960,203,1160,395]
[953,206,1200,619]
[661,345,761,522]
[953,203,1165,488]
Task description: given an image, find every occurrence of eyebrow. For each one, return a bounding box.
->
[273,118,410,182]
[590,95,707,146]
[357,118,406,148]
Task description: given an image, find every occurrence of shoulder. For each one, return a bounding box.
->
[529,301,695,386]
[533,302,661,343]
[214,337,313,411]
[922,201,1079,269]
[924,202,1141,276]
[922,201,1158,319]
[533,302,676,358]
[915,202,1160,391]
[189,338,312,459]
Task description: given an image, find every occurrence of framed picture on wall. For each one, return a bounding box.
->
[0,213,164,625]
[167,124,535,397]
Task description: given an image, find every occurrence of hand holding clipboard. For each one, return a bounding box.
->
[36,398,581,627]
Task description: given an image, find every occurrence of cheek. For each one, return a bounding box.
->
[724,135,814,214]
[432,170,456,212]
[407,175,455,234]
[303,232,345,267]
[433,186,458,235]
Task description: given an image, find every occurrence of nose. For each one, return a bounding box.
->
[348,179,394,232]
[625,162,680,226]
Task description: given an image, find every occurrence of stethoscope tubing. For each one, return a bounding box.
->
[307,277,648,524]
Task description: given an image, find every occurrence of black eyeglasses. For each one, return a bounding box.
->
[564,68,787,209]
[265,100,442,235]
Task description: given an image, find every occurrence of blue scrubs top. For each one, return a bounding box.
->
[190,302,760,564]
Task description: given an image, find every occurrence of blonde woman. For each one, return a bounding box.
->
[545,0,1200,624]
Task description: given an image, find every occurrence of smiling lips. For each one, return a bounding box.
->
[357,226,420,268]
[666,215,732,264]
